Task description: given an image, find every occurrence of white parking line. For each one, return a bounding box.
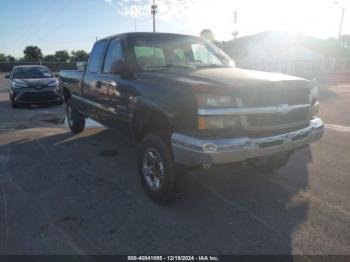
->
[326,124,350,133]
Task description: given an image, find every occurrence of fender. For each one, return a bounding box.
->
[129,96,176,142]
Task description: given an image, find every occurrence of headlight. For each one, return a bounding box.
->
[48,80,59,87]
[196,94,236,108]
[11,82,27,89]
[198,116,240,130]
[196,94,240,130]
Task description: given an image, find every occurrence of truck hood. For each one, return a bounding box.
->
[137,67,311,94]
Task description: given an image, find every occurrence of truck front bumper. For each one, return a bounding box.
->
[172,118,324,166]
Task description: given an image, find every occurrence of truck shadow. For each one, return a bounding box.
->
[0,128,312,255]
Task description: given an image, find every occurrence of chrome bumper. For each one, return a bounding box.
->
[172,118,324,166]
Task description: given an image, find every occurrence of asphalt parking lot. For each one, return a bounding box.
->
[0,73,349,255]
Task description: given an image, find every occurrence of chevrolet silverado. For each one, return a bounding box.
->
[59,33,324,203]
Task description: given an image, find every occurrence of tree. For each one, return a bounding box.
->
[54,50,70,62]
[43,55,58,62]
[340,34,350,49]
[0,53,6,61]
[200,29,215,41]
[6,55,15,62]
[23,46,43,61]
[70,50,89,62]
[200,29,222,48]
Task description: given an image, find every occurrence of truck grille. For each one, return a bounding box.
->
[246,107,309,127]
[240,86,309,107]
[238,82,310,129]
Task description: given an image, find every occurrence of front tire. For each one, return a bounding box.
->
[9,92,19,108]
[138,133,177,204]
[66,98,85,134]
[246,151,292,172]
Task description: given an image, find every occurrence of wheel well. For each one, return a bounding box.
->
[63,86,71,101]
[132,108,173,143]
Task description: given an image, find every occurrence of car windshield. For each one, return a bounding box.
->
[129,35,235,71]
[13,67,53,79]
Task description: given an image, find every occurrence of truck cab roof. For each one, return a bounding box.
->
[97,32,201,42]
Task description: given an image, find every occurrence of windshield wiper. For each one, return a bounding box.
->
[196,64,227,68]
[144,64,194,70]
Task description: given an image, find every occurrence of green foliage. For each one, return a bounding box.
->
[6,55,15,62]
[24,46,43,61]
[0,53,6,61]
[200,29,215,41]
[340,35,350,49]
[54,50,70,62]
[70,50,89,62]
[0,53,15,62]
[43,55,58,62]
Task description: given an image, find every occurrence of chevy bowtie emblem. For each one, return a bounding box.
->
[276,104,292,115]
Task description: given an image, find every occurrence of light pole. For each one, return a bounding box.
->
[334,1,345,39]
[151,0,157,33]
[233,11,239,40]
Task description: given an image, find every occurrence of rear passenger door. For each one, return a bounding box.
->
[98,38,131,132]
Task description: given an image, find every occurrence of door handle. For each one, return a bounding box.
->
[106,80,117,88]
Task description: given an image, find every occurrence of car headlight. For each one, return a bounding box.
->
[196,94,237,108]
[11,82,27,89]
[48,80,59,88]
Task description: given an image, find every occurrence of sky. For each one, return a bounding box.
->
[0,0,349,58]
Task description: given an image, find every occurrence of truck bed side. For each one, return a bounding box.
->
[59,70,84,99]
[59,69,88,115]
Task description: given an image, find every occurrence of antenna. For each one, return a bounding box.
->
[133,7,137,32]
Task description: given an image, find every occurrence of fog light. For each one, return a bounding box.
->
[202,143,217,152]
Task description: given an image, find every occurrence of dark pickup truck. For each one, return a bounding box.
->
[59,32,323,203]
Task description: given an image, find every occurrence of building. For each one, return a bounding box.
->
[222,31,350,78]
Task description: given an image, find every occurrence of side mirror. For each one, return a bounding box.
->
[77,61,87,71]
[4,74,10,79]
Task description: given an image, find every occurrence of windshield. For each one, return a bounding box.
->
[129,35,235,71]
[13,67,53,79]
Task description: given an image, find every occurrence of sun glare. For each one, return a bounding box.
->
[147,0,347,40]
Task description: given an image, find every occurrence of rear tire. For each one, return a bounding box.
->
[246,151,292,172]
[66,98,85,134]
[138,133,177,204]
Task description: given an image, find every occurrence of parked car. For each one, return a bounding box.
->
[59,33,324,204]
[5,65,62,108]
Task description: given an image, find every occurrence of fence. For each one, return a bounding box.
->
[0,62,76,73]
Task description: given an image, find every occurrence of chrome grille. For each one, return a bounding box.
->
[240,86,309,107]
[239,81,310,107]
[246,107,309,127]
[237,82,310,130]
